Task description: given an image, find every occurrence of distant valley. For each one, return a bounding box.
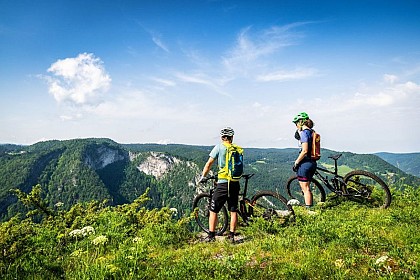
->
[375,152,420,178]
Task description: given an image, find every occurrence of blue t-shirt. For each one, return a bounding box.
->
[209,143,228,183]
[299,129,313,160]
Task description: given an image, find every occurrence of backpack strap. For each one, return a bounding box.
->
[302,128,313,159]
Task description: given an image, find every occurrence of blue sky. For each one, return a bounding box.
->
[1,0,420,153]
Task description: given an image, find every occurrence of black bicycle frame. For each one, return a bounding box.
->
[314,164,345,194]
[238,174,254,222]
[204,174,255,223]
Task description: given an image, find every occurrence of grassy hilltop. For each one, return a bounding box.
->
[0,184,419,279]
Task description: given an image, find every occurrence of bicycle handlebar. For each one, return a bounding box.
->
[199,175,218,183]
[198,173,255,184]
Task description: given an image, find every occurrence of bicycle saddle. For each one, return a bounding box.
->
[328,154,342,160]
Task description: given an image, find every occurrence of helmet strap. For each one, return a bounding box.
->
[297,119,305,130]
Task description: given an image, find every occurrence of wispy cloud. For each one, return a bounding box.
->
[174,72,231,96]
[59,113,83,121]
[45,53,111,105]
[150,77,176,87]
[137,23,316,98]
[222,23,309,75]
[151,33,169,52]
[257,68,318,82]
[383,74,398,84]
[347,77,419,109]
[135,20,170,53]
[174,72,214,85]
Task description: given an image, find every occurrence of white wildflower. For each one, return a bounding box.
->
[92,235,108,246]
[275,210,293,217]
[375,255,389,265]
[55,202,64,207]
[169,208,178,215]
[81,226,95,236]
[287,199,301,206]
[69,229,83,238]
[132,237,141,243]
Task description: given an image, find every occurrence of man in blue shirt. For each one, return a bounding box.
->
[199,127,240,243]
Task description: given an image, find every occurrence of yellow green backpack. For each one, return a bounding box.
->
[218,143,244,182]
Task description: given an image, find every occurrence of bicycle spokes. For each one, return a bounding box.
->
[250,192,292,220]
[193,194,228,235]
[286,176,326,206]
[343,171,391,208]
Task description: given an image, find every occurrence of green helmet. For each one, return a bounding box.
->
[292,112,309,123]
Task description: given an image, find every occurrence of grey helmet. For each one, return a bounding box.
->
[220,127,234,137]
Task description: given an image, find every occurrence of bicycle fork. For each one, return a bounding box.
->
[239,198,253,224]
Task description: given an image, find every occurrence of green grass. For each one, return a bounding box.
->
[1,185,419,279]
[319,163,353,176]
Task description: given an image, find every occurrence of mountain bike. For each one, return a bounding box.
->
[193,173,294,235]
[286,154,392,208]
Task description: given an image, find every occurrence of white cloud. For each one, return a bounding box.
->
[157,139,173,145]
[257,68,318,82]
[349,79,420,108]
[383,74,398,84]
[88,89,205,122]
[221,23,312,82]
[59,114,83,121]
[349,92,395,107]
[222,26,283,74]
[295,76,420,152]
[175,72,213,85]
[46,53,111,105]
[151,34,169,53]
[150,77,176,87]
[174,72,230,96]
[136,21,170,53]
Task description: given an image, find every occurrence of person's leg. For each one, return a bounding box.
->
[205,182,227,241]
[297,161,314,208]
[226,181,240,242]
[299,180,313,207]
[229,211,237,233]
[209,211,218,232]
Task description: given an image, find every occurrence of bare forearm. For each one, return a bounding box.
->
[295,143,308,165]
[201,158,215,177]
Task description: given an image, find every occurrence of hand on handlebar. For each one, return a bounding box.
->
[198,176,206,184]
[292,163,299,172]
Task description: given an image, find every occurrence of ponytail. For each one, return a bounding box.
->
[304,119,314,129]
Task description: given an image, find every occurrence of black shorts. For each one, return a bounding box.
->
[209,181,240,213]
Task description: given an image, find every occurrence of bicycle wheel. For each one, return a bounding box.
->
[250,191,294,220]
[192,193,228,235]
[343,170,392,208]
[286,176,326,206]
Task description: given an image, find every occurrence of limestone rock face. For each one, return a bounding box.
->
[84,146,127,170]
[137,152,182,179]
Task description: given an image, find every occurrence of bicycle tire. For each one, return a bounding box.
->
[286,176,326,206]
[192,193,228,235]
[250,191,294,220]
[343,170,392,208]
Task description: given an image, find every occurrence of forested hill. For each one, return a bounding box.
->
[376,152,420,178]
[0,138,419,222]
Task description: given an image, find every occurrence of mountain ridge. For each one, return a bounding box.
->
[1,138,419,221]
[375,152,420,178]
